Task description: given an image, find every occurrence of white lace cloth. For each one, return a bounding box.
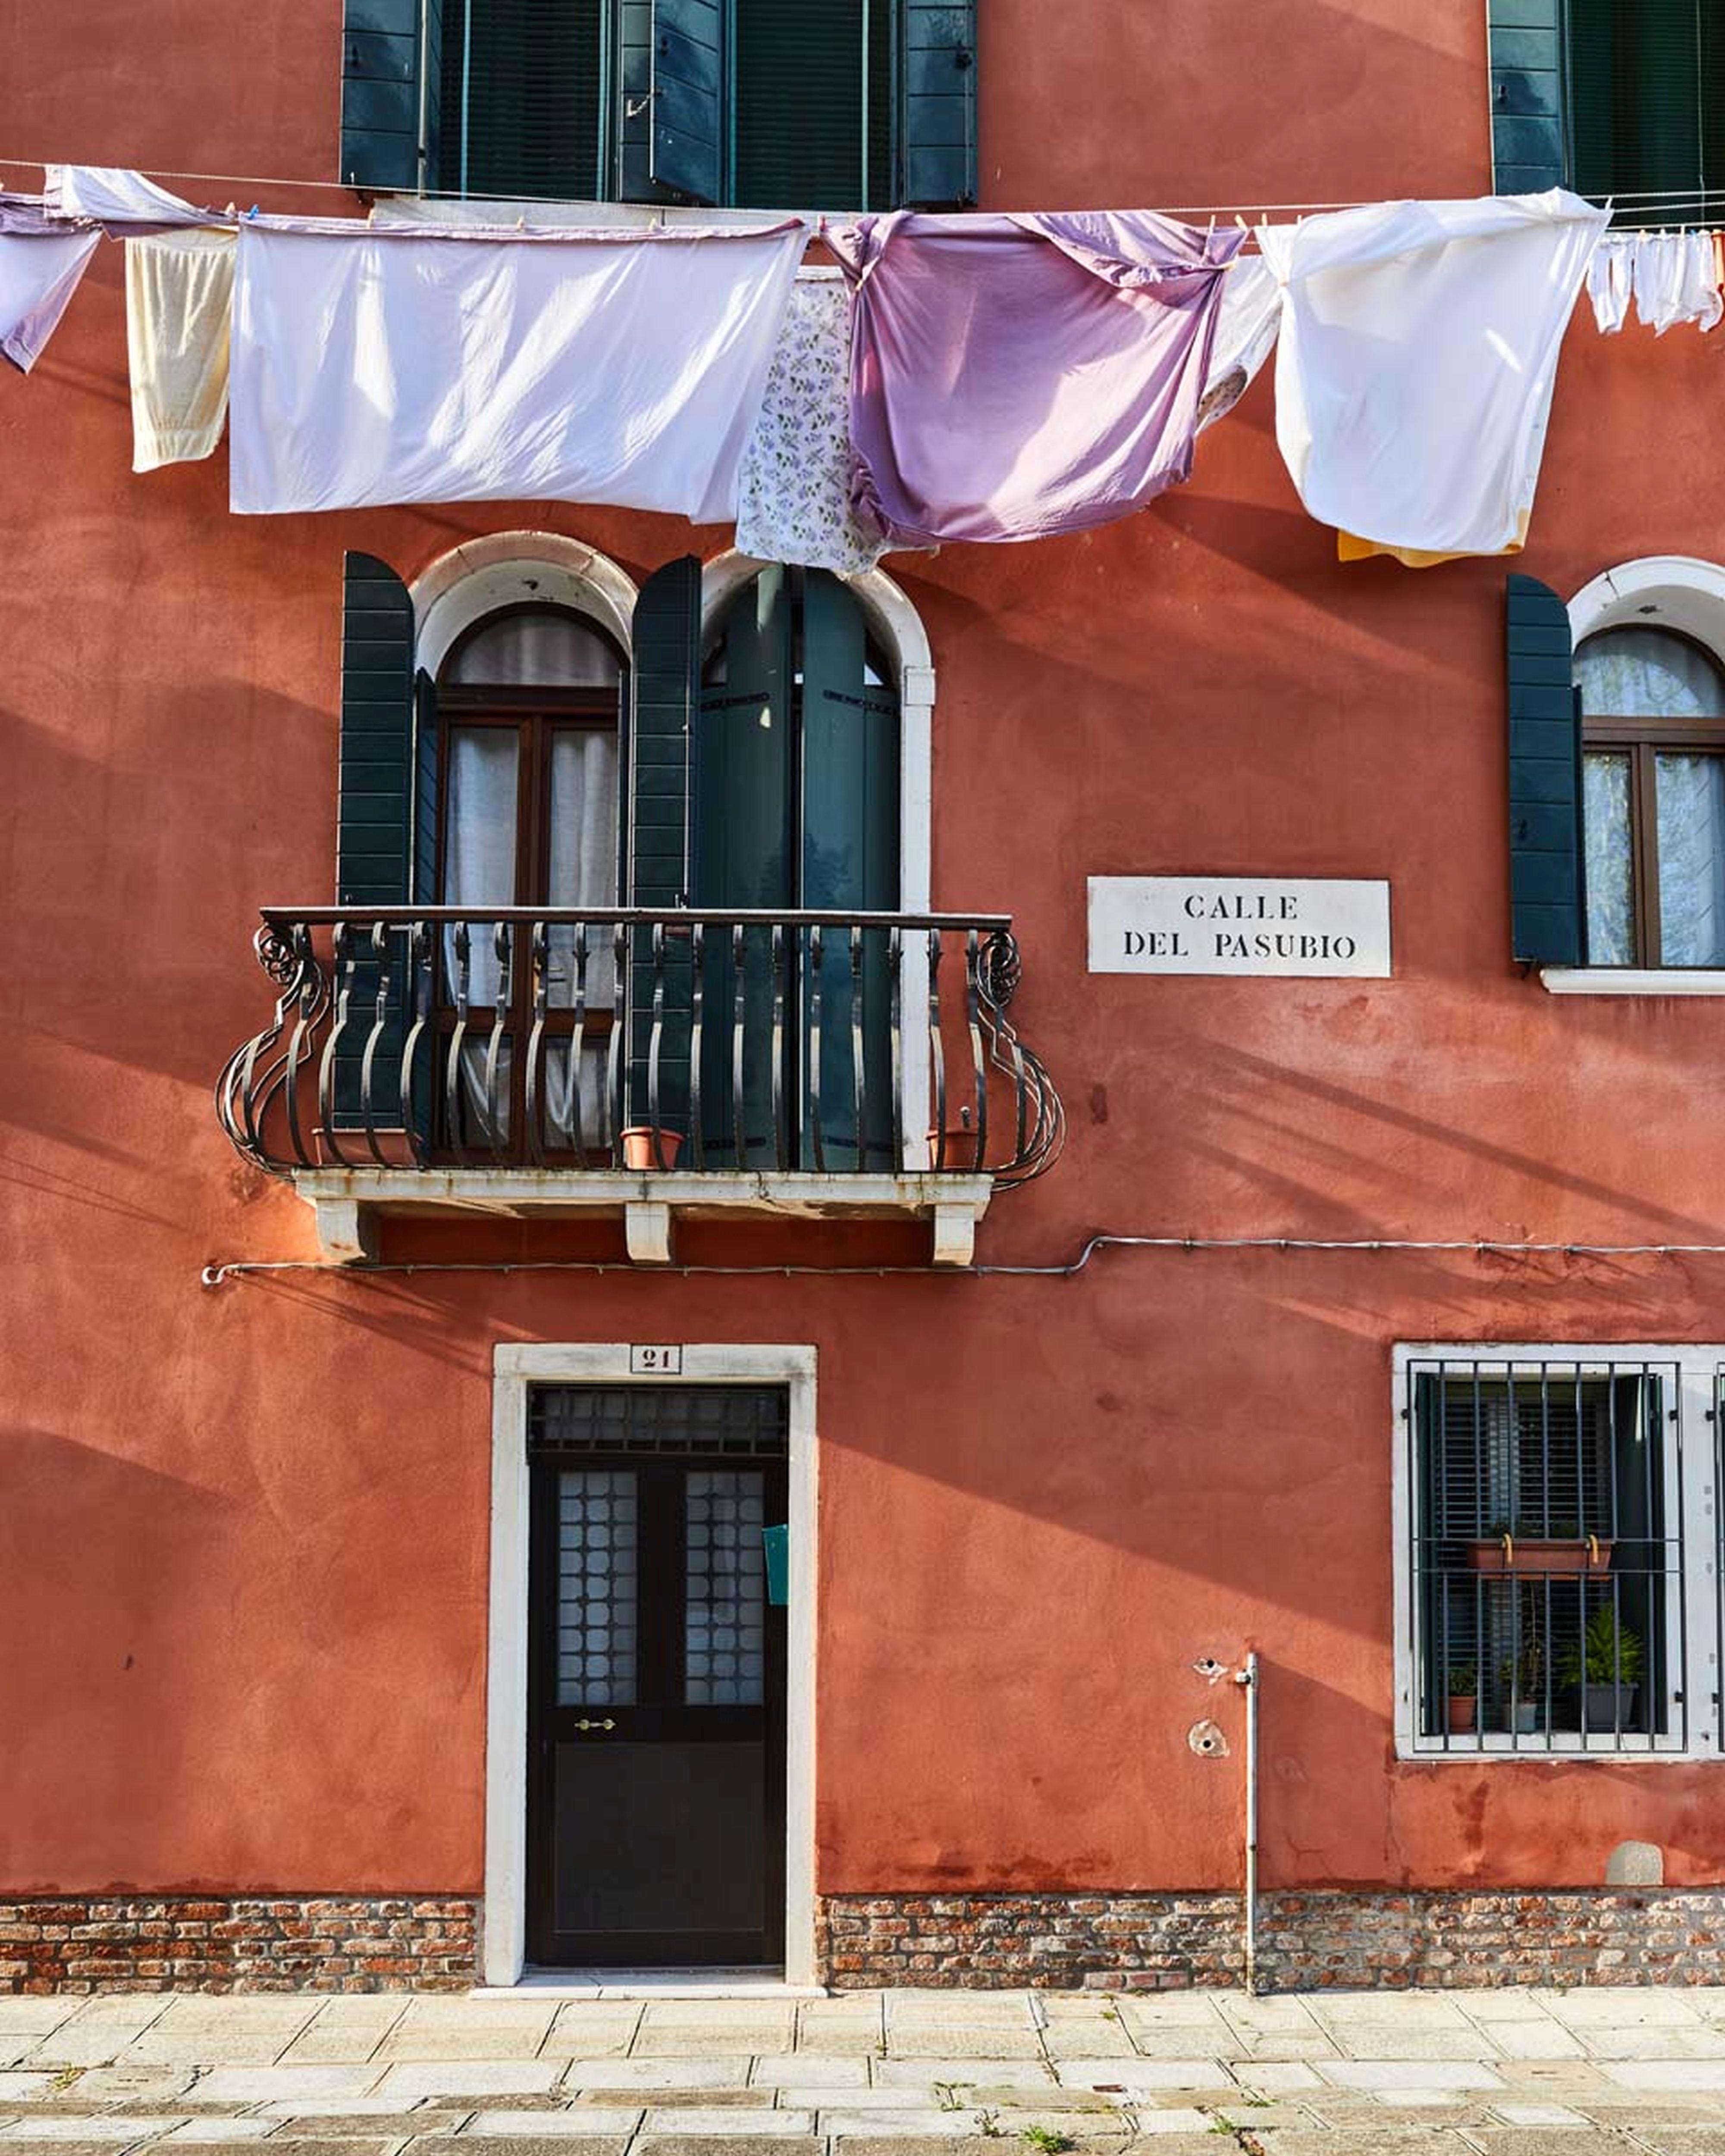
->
[734,274,886,575]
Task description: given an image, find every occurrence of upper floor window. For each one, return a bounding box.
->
[1578,626,1725,966]
[342,0,975,213]
[1567,0,1723,217]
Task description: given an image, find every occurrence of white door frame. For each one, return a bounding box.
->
[484,1343,819,1986]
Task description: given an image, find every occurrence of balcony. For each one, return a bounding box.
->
[216,908,1064,1265]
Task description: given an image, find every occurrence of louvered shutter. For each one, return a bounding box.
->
[1506,574,1585,968]
[900,0,976,208]
[335,554,426,1132]
[1566,0,1722,211]
[340,0,439,191]
[627,559,704,1140]
[731,0,893,210]
[649,0,724,203]
[439,0,604,201]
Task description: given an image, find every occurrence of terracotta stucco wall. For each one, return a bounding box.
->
[4,0,1725,1903]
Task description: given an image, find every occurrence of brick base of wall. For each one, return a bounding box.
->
[816,1889,1725,1990]
[0,1898,480,1993]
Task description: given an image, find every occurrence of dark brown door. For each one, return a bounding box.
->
[526,1385,789,1968]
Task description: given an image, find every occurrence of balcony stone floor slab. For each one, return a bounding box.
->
[10,1989,1725,2147]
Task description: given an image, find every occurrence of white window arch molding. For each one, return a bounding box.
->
[702,550,938,1165]
[1546,555,1725,996]
[411,532,638,677]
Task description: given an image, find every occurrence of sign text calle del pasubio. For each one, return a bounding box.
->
[1088,876,1392,978]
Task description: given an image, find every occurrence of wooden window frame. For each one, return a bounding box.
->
[433,611,624,1161]
[1583,714,1725,965]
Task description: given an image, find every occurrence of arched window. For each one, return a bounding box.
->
[436,602,626,1152]
[1578,626,1725,966]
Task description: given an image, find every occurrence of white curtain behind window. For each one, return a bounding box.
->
[443,728,520,1006]
[546,728,620,1149]
[1657,755,1725,965]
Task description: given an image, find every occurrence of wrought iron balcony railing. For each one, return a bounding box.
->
[217,907,1065,1190]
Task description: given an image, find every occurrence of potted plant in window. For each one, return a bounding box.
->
[1497,1645,1544,1733]
[1556,1606,1643,1732]
[1466,1518,1614,1576]
[620,1125,684,1171]
[1446,1663,1478,1734]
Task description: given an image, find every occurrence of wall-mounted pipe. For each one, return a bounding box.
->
[1234,1651,1260,1992]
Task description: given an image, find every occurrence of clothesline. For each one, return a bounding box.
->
[5,151,1725,227]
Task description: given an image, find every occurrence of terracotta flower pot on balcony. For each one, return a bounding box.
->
[927,1126,983,1170]
[1446,1695,1477,1734]
[1465,1534,1614,1576]
[621,1127,684,1171]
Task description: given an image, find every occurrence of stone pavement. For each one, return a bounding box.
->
[6,1987,1725,2155]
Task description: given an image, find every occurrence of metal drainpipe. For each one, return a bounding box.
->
[1234,1653,1260,1992]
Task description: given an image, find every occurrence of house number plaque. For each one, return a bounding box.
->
[629,1344,684,1374]
[1088,876,1392,978]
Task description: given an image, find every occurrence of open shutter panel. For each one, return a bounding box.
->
[1487,0,1565,194]
[627,558,704,1140]
[649,0,723,203]
[336,553,421,1131]
[900,0,976,208]
[1505,573,1585,968]
[340,0,439,190]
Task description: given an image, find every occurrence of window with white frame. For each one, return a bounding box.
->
[1394,1348,1720,1759]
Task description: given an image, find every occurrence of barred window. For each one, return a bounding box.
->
[1396,1351,1719,1759]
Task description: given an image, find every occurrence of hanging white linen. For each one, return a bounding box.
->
[125,229,235,470]
[229,217,807,518]
[1258,190,1607,558]
[43,166,215,229]
[1631,229,1722,334]
[1587,234,1634,334]
[0,225,100,373]
[1196,253,1280,432]
[734,273,887,575]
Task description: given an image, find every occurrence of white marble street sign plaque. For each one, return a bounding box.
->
[1088,876,1392,978]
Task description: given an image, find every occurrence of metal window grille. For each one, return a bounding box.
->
[1405,1357,1687,1754]
[529,1384,790,1459]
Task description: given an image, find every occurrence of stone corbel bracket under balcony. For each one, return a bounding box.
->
[295,1168,996,1267]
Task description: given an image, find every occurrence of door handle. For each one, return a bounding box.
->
[575,1717,616,1733]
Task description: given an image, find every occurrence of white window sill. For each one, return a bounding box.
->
[1540,967,1725,997]
[1399,1733,1708,1762]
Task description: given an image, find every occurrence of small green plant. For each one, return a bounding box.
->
[975,2111,1003,2140]
[933,2082,966,2112]
[48,2067,82,2093]
[1446,1661,1477,1696]
[1497,1644,1545,1694]
[1556,1604,1643,1688]
[1020,2131,1074,2154]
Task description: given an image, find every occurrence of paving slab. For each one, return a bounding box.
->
[1240,2135,1480,2153]
[633,2141,823,2156]
[264,2115,469,2137]
[0,2146,161,2156]
[190,2076,379,2107]
[0,2087,61,2107]
[1583,2031,1725,2060]
[1474,2027,1587,2062]
[1462,1997,1567,2025]
[558,2062,755,2091]
[1055,2062,1235,2093]
[966,2086,1123,2113]
[464,2113,643,2137]
[157,2123,279,2143]
[638,2111,812,2135]
[1541,1994,1703,2027]
[568,2093,764,2112]
[1487,2105,1593,2126]
[883,2032,1043,2060]
[1464,2137,1633,2154]
[1603,2064,1725,2091]
[1320,2062,1505,2092]
[818,2117,982,2139]
[0,2019,76,2042]
[403,2141,629,2156]
[0,2120,187,2141]
[1229,2064,1323,2095]
[1634,2134,1725,2154]
[747,2056,870,2087]
[373,2069,564,2101]
[876,2062,1053,2091]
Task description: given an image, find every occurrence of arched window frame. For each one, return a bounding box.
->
[1569,558,1725,974]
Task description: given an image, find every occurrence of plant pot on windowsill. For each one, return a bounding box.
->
[1575,1683,1640,1733]
[621,1127,684,1172]
[927,1113,984,1171]
[1465,1533,1614,1576]
[1446,1694,1477,1735]
[1503,1700,1542,1734]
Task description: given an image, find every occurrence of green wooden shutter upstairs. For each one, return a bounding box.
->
[650,0,724,203]
[900,0,976,207]
[1487,0,1566,194]
[341,0,441,191]
[1506,573,1585,967]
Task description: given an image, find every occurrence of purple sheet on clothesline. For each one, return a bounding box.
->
[0,201,101,373]
[827,210,1242,547]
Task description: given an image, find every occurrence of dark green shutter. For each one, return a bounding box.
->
[1487,0,1565,194]
[1506,573,1585,968]
[341,0,438,191]
[649,0,723,203]
[439,0,603,201]
[900,0,975,208]
[1567,0,1719,212]
[731,0,893,210]
[336,553,421,1129]
[627,558,704,1137]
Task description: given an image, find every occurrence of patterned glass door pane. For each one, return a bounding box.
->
[558,1470,638,1707]
[685,1470,767,1705]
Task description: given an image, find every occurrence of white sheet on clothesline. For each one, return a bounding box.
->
[43,166,218,228]
[228,217,808,518]
[1258,189,1608,556]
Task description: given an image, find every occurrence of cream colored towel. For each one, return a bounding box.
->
[126,229,235,472]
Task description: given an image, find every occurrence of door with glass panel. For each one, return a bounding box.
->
[1577,626,1725,966]
[525,1385,789,1968]
[436,605,622,1159]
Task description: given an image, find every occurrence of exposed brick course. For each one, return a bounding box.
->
[0,1897,479,1993]
[815,1888,1725,1990]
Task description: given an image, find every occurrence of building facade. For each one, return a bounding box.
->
[6,0,1725,1992]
